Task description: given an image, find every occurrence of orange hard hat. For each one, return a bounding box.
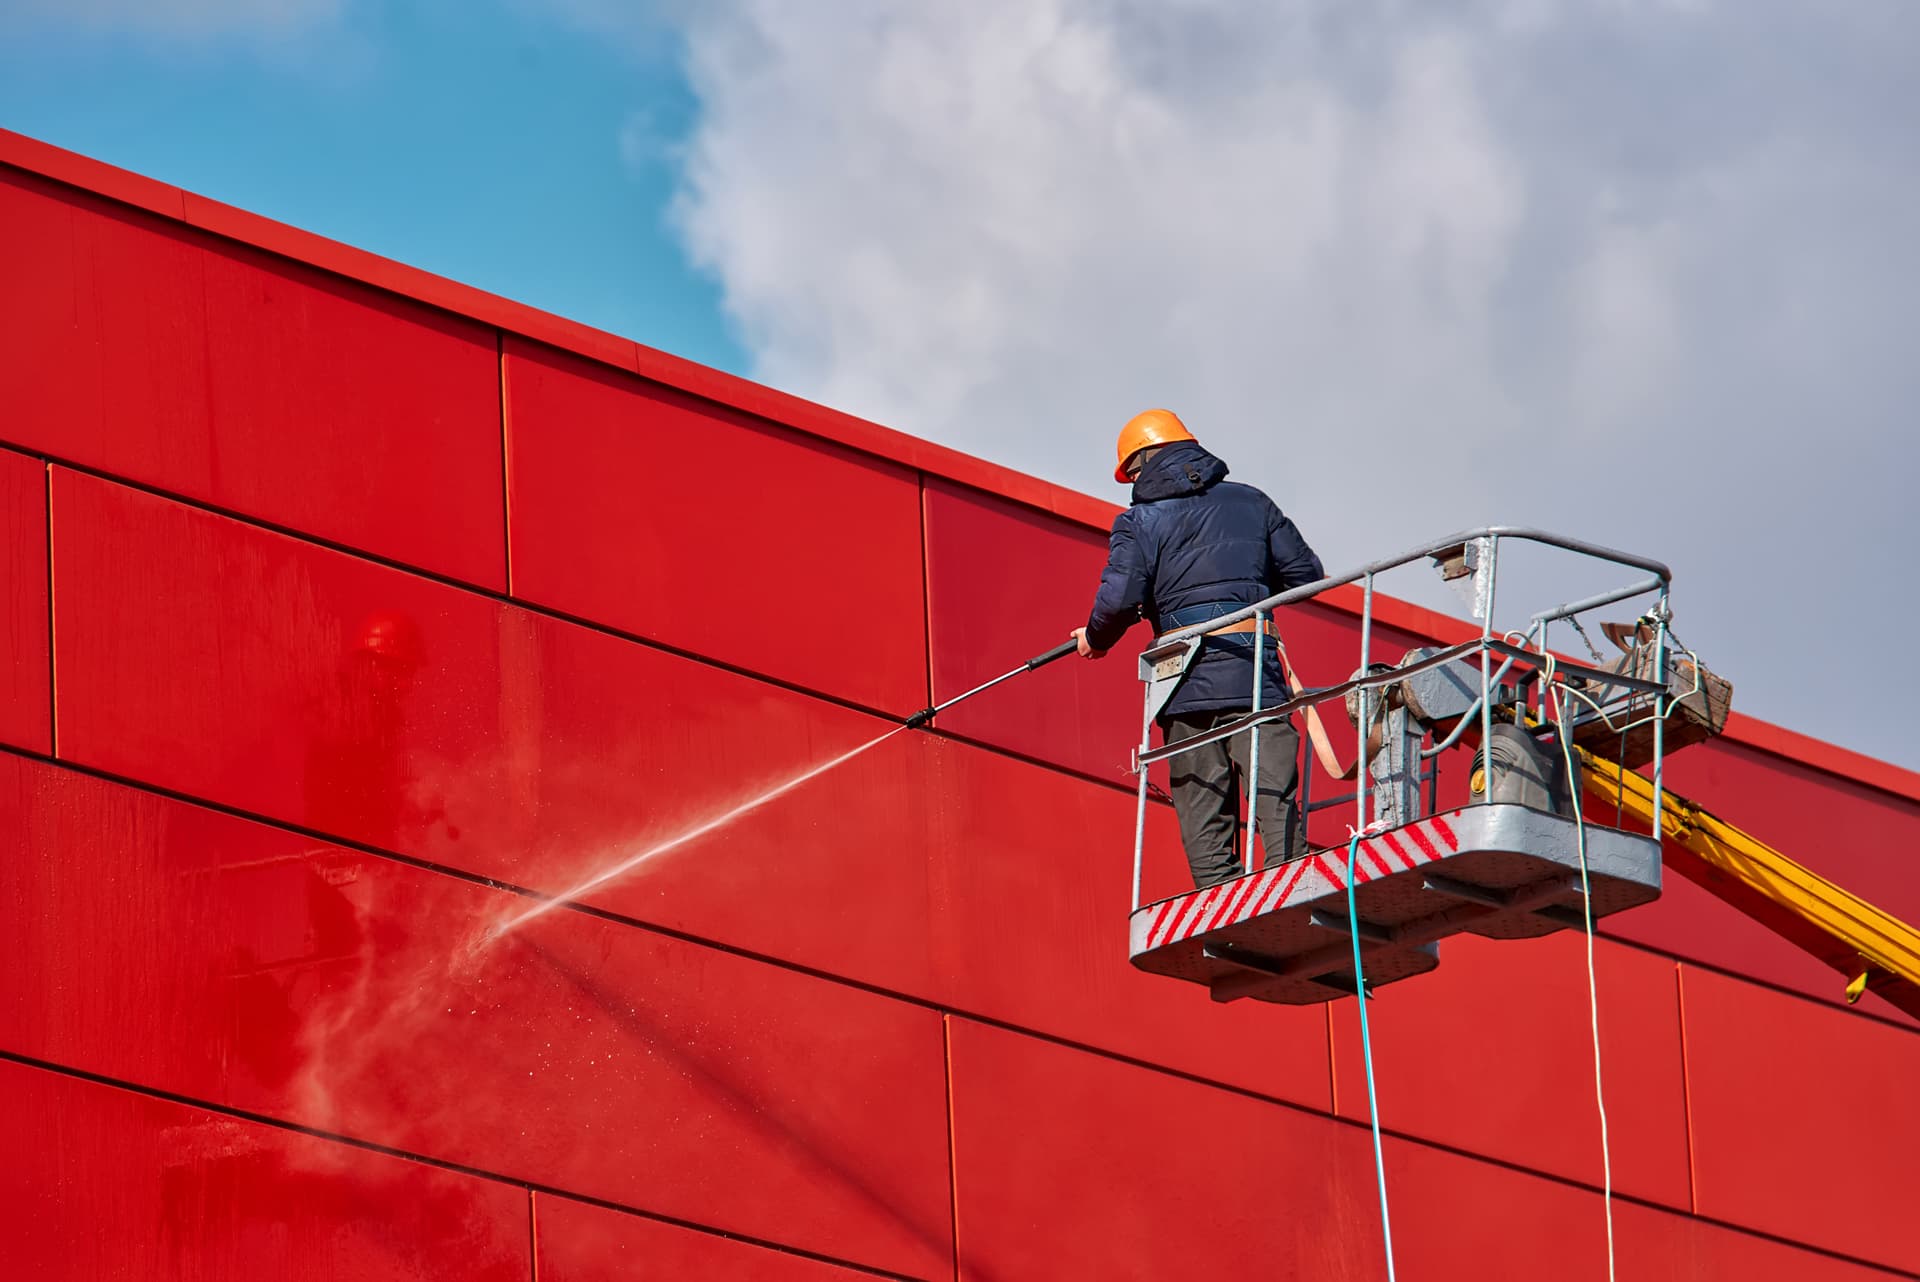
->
[1114,409,1196,482]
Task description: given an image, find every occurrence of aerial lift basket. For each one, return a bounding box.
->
[1124,527,1679,1005]
[1129,803,1661,1004]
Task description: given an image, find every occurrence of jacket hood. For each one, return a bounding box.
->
[1131,441,1229,503]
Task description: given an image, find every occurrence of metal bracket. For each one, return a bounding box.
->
[1421,873,1514,909]
[1139,637,1202,723]
[1307,909,1396,944]
[1531,904,1592,932]
[1203,943,1373,1002]
[1422,872,1577,910]
[1424,872,1587,931]
[1305,971,1370,998]
[1202,942,1291,976]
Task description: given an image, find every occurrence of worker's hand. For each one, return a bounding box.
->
[1072,627,1107,660]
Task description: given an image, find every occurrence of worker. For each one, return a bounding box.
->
[1073,409,1325,889]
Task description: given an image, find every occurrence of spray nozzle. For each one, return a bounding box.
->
[902,635,1077,734]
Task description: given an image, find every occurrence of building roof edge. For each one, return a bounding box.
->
[7,127,1913,806]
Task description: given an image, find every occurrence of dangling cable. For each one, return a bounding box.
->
[1547,660,1616,1282]
[1346,832,1398,1282]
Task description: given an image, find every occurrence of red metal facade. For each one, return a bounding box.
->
[2,131,1917,1279]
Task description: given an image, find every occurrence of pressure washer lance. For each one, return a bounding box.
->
[904,638,1080,731]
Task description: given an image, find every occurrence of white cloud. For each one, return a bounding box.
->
[659,0,1920,767]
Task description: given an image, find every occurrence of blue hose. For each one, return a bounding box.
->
[1347,832,1398,1281]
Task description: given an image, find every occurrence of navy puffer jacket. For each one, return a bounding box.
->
[1085,441,1324,718]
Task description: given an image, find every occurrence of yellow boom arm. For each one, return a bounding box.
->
[1578,751,1920,1021]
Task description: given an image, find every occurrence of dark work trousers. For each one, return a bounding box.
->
[1160,709,1308,889]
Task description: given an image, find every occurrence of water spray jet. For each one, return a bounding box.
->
[484,635,1080,944]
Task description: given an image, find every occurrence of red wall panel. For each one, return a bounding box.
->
[1607,866,1913,1024]
[925,738,1332,1109]
[0,752,953,1279]
[950,1017,1900,1281]
[0,447,49,752]
[14,132,1920,1282]
[1605,740,1920,1024]
[924,478,1148,786]
[50,468,1331,1105]
[0,171,504,587]
[1613,1200,1901,1282]
[947,1016,1381,1281]
[1389,1129,1902,1282]
[1680,964,1920,1274]
[1666,738,1920,928]
[503,339,927,715]
[534,1195,875,1281]
[1328,932,1690,1208]
[0,1058,530,1281]
[50,467,945,996]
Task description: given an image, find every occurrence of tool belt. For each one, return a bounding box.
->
[1154,615,1281,644]
[1156,606,1358,781]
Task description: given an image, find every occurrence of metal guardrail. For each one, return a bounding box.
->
[1129,527,1674,911]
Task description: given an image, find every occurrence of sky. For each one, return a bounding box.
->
[4,1,1917,769]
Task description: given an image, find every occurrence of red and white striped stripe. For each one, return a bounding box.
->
[1135,811,1464,953]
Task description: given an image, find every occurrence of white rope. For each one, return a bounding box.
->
[1544,650,1617,1282]
[1511,617,1703,1280]
[1345,828,1398,1282]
